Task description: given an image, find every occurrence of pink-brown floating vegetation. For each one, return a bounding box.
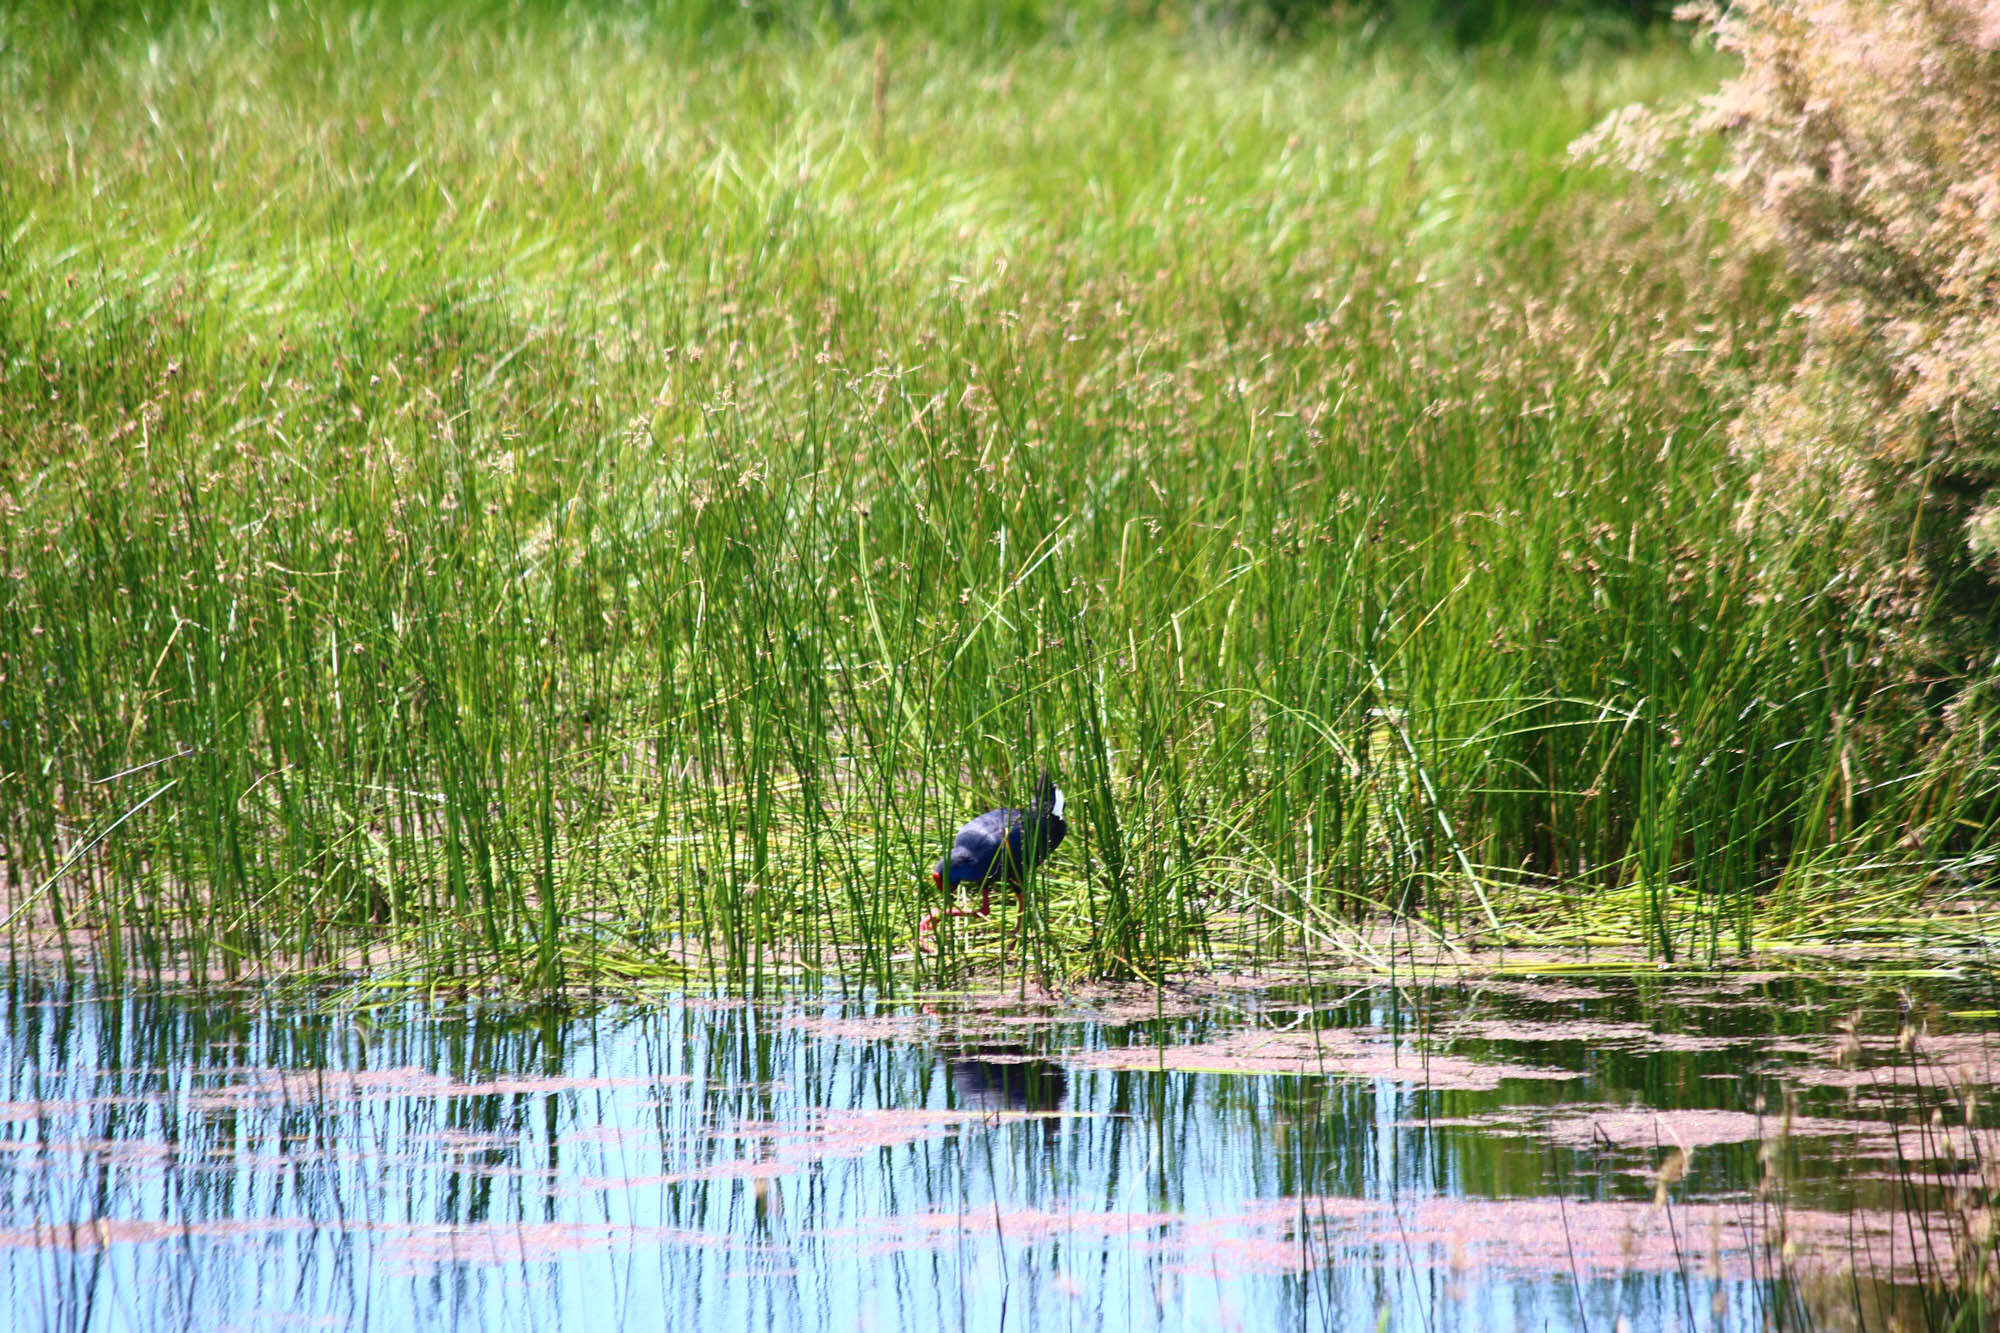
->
[1186,1195,1952,1284]
[1388,1102,1991,1167]
[1845,1121,2000,1169]
[416,1127,529,1155]
[0,1135,183,1164]
[440,1160,567,1183]
[1454,978,1609,1005]
[5,1191,1966,1289]
[782,1004,1091,1049]
[576,1159,795,1192]
[0,1094,162,1121]
[1790,1031,2000,1092]
[784,1012,942,1041]
[1764,1038,1832,1057]
[1387,1113,1543,1132]
[1435,1018,1740,1051]
[1702,972,1794,990]
[1046,978,1312,1026]
[0,1067,657,1121]
[817,1206,1183,1254]
[563,1104,1097,1196]
[798,1192,1962,1285]
[1538,1108,1880,1151]
[0,1068,673,1141]
[0,1214,784,1268]
[1067,1029,1572,1090]
[700,1080,793,1097]
[375,1221,775,1270]
[727,1105,1082,1156]
[344,1067,660,1097]
[0,1216,321,1252]
[903,974,1390,1032]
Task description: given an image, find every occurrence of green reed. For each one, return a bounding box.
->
[1,0,1993,994]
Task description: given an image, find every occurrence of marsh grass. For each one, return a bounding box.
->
[1,1,1994,995]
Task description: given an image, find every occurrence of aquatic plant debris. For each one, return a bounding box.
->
[811,1193,1979,1285]
[1536,1107,1878,1150]
[1789,1029,2000,1091]
[0,1191,1967,1289]
[1067,1028,1574,1089]
[1433,1018,1743,1051]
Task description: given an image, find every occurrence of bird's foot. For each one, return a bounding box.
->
[919,905,988,955]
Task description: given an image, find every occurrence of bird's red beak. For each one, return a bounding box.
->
[932,870,942,890]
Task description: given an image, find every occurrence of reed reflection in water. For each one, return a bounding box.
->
[0,973,1968,1331]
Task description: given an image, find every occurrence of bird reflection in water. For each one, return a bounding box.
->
[947,1047,1069,1146]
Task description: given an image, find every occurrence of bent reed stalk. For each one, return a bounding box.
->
[1,1,1993,994]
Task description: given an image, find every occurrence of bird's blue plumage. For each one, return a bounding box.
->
[934,778,1066,887]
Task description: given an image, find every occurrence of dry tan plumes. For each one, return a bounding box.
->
[1584,0,2000,682]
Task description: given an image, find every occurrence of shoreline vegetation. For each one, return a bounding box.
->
[4,0,1997,998]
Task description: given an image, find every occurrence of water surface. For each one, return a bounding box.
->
[4,964,1994,1331]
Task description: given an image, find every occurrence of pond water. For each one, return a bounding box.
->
[3,962,1995,1332]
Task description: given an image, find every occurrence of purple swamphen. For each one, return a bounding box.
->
[920,773,1067,950]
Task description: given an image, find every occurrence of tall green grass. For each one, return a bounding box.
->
[1,1,1991,994]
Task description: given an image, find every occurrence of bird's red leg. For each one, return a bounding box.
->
[1002,881,1027,960]
[919,871,947,954]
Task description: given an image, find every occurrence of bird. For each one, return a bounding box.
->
[920,772,1066,951]
[949,1046,1068,1120]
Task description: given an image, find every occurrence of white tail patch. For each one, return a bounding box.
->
[1050,786,1065,818]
